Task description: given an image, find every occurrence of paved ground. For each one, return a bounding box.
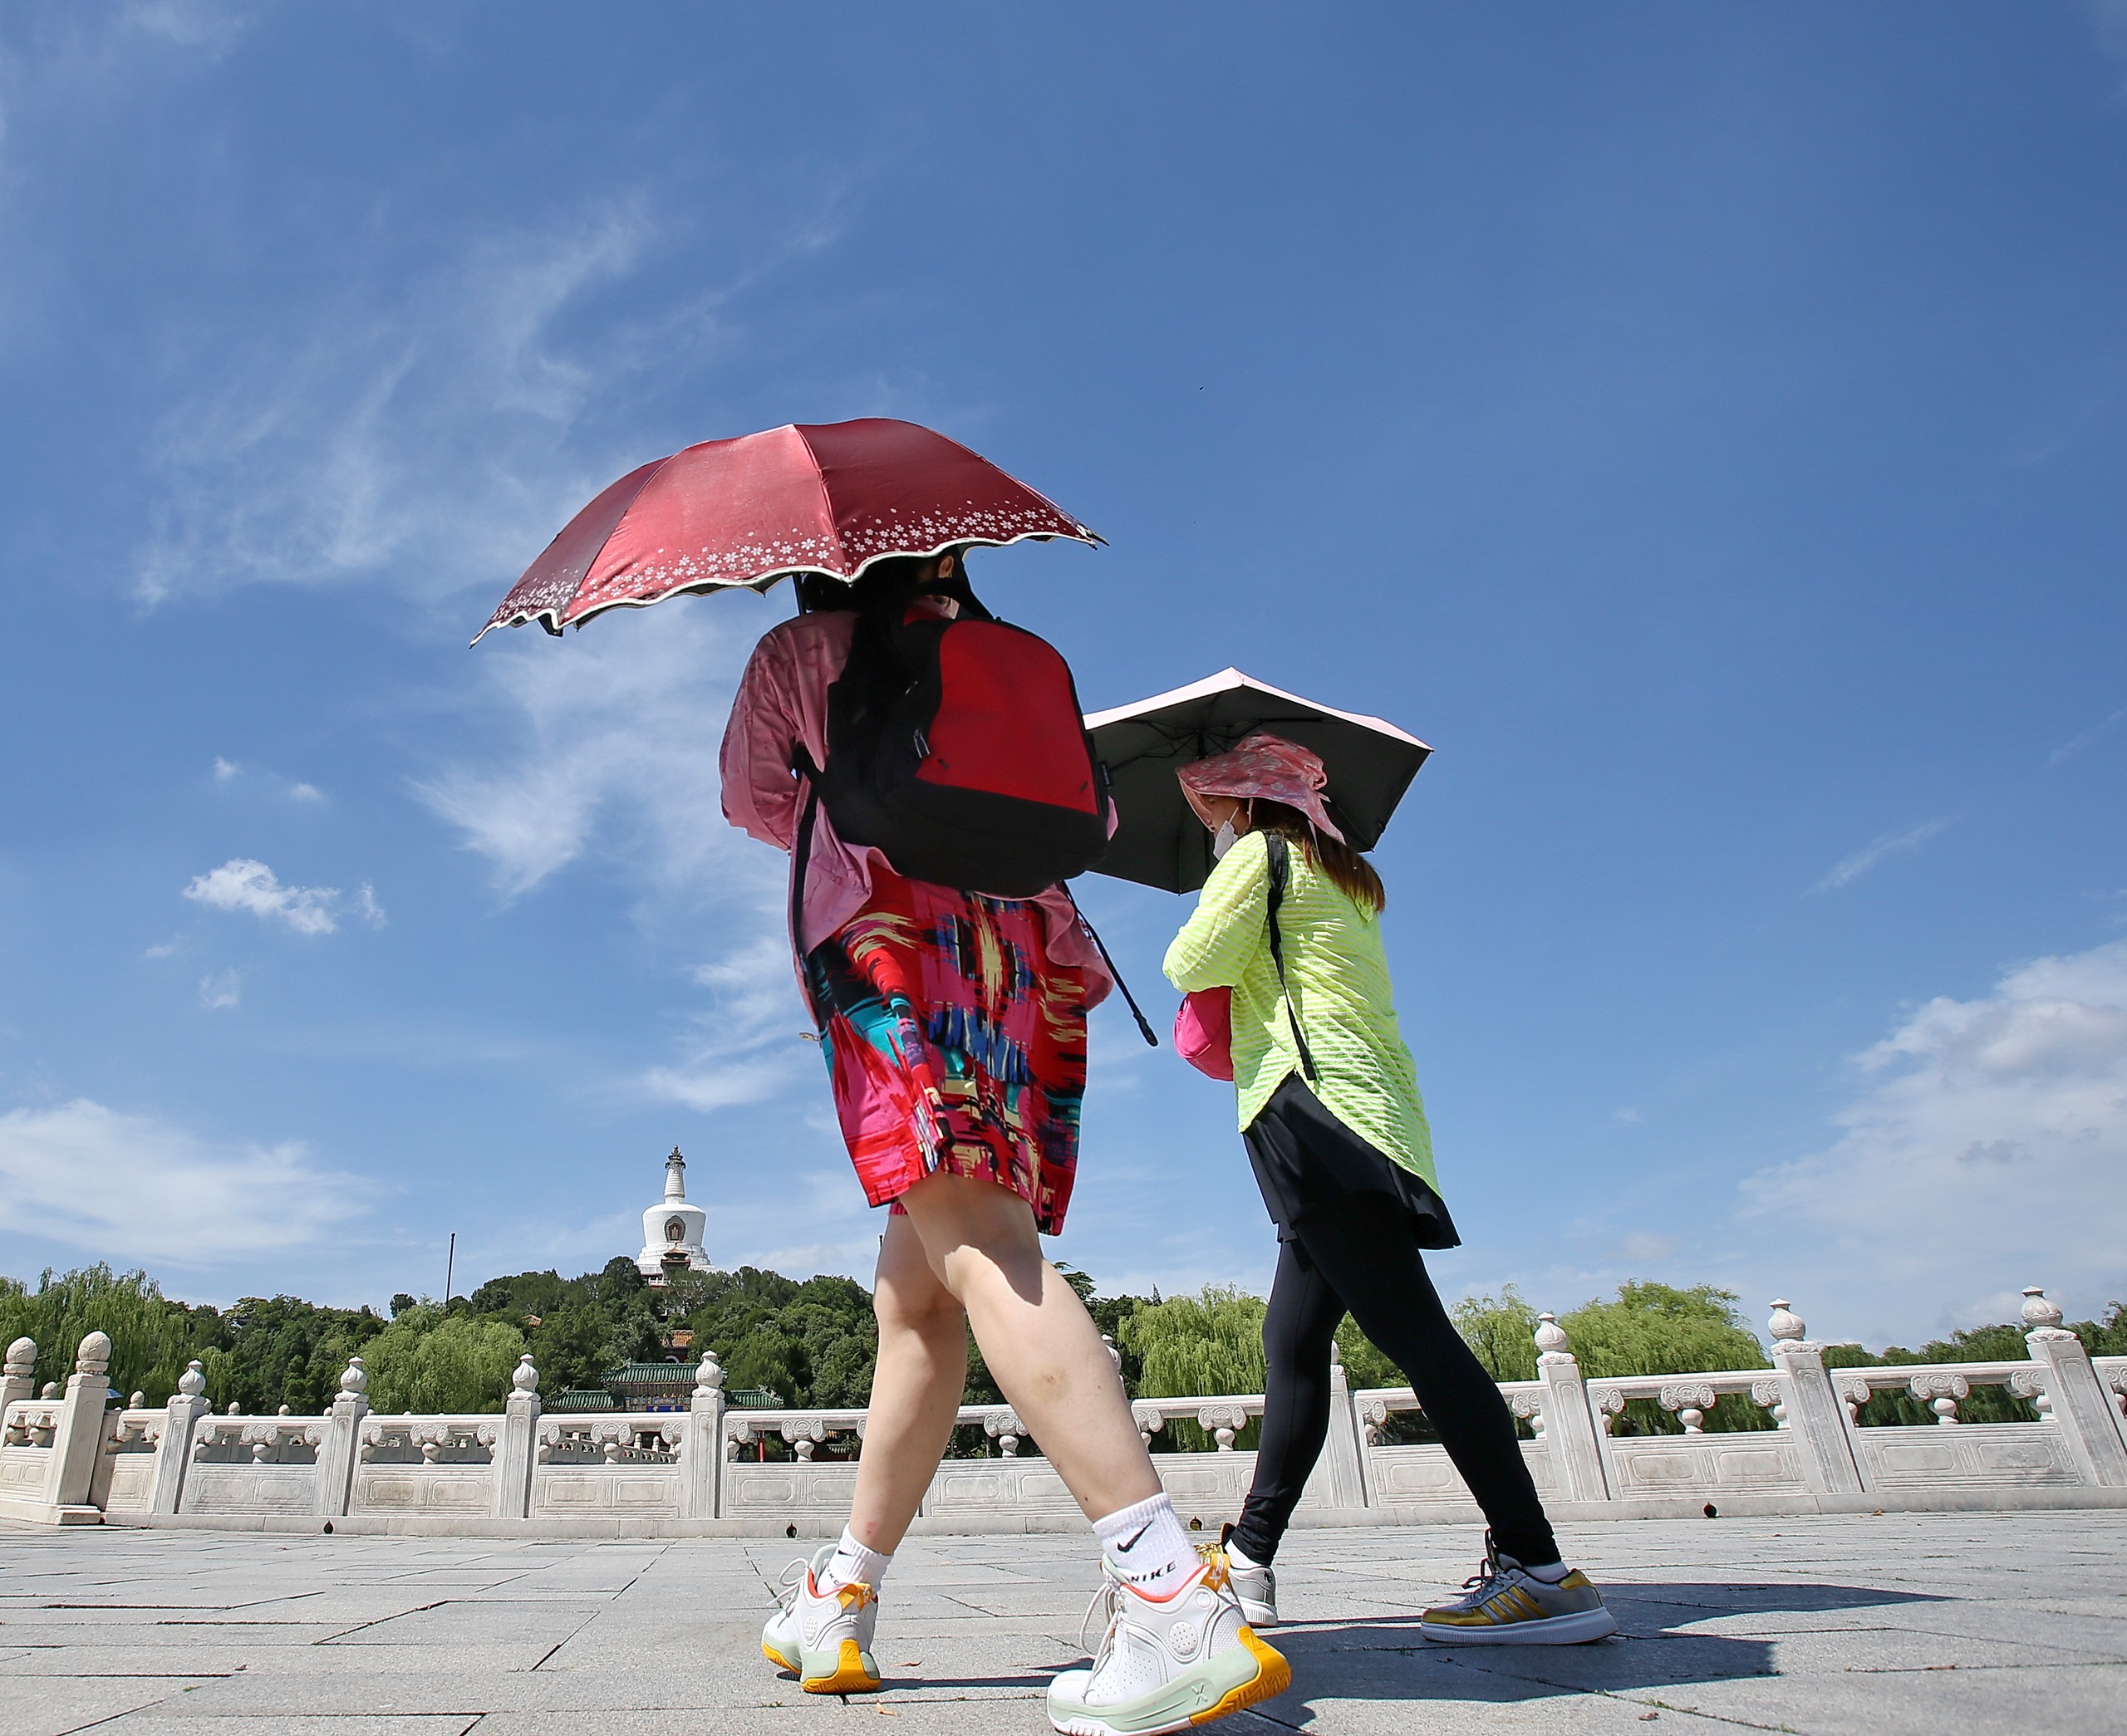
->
[1,1512,2123,1734]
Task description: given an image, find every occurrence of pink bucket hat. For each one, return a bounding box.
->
[1176,732,1347,844]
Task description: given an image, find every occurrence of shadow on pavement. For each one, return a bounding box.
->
[1249,1582,1952,1724]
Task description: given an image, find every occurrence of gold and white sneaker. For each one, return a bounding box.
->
[1046,1554,1289,1735]
[1418,1534,1617,1645]
[760,1544,882,1693]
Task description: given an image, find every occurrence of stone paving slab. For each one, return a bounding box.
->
[1,1512,2123,1733]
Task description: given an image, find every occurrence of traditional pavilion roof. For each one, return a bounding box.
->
[603,1361,696,1390]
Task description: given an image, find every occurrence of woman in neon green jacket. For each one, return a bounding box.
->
[1164,731,1614,1646]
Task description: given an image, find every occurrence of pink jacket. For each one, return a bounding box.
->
[719,609,1113,1005]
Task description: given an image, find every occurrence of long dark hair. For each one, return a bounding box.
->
[793,552,990,620]
[1246,797,1386,914]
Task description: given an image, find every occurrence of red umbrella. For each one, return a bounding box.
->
[473,417,1099,644]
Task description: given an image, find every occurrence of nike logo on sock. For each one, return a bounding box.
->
[1112,1523,1152,1553]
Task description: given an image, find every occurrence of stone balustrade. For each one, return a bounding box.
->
[3,1285,2123,1534]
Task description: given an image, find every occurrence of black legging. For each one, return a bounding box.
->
[1231,1197,1559,1568]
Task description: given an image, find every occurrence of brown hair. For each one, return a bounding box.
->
[1245,798,1386,914]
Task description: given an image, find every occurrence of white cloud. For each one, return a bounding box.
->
[197,968,240,1009]
[183,857,340,934]
[639,933,812,1114]
[1611,1106,1641,1125]
[209,758,327,802]
[2049,704,2127,766]
[1812,817,1951,893]
[132,204,664,611]
[1741,937,2127,1341]
[415,605,774,900]
[0,1098,367,1263]
[417,602,806,1114]
[355,883,386,928]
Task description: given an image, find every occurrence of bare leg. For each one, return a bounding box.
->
[896,1171,1160,1521]
[845,1213,970,1554]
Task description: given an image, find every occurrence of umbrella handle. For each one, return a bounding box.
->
[1063,889,1159,1048]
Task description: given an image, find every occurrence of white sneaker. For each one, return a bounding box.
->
[760,1543,882,1693]
[1208,1525,1277,1629]
[1046,1556,1289,1735]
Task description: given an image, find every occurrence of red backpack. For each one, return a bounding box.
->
[807,594,1113,899]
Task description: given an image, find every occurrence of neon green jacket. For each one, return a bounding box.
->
[1162,828,1438,1192]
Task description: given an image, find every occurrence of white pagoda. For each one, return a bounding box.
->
[636,1147,713,1282]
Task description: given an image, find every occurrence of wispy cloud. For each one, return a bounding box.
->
[638,933,812,1114]
[132,204,659,611]
[184,857,341,934]
[2049,704,2127,766]
[415,606,773,901]
[354,884,386,928]
[0,1096,369,1263]
[1740,937,2127,1341]
[197,968,241,1009]
[1811,817,1951,893]
[211,758,327,803]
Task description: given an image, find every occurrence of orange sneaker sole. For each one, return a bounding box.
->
[1190,1627,1291,1725]
[801,1638,882,1695]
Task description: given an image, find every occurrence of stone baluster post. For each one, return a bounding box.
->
[681,1351,725,1520]
[313,1356,371,1518]
[0,1336,34,1419]
[1532,1313,1610,1503]
[42,1331,113,1520]
[150,1361,209,1514]
[1314,1342,1369,1509]
[2020,1287,2127,1487]
[1765,1297,1866,1496]
[492,1354,540,1520]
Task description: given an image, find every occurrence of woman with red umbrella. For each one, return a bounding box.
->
[723,552,1288,1733]
[484,419,1288,1729]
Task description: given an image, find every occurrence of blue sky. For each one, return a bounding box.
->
[2,3,2125,1349]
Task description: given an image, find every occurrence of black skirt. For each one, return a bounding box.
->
[1241,1073,1461,1251]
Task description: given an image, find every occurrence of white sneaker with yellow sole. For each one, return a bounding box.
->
[1046,1555,1289,1735]
[760,1543,882,1693]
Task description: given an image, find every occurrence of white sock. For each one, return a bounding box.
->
[1226,1537,1265,1572]
[1522,1560,1569,1583]
[1093,1494,1196,1597]
[821,1528,892,1593]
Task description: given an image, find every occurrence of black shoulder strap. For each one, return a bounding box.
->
[1062,887,1157,1047]
[1265,832,1319,1081]
[789,752,820,962]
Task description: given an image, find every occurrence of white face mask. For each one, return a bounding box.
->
[1211,818,1240,861]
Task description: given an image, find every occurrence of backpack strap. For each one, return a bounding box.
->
[1264,831,1319,1082]
[1062,887,1158,1047]
[789,751,821,968]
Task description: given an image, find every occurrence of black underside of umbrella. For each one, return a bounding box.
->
[1087,692,1429,894]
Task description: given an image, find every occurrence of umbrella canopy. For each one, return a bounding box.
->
[474,417,1099,645]
[1083,669,1431,893]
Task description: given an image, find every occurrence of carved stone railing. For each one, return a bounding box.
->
[17,1282,2126,1532]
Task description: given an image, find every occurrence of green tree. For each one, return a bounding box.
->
[362,1307,527,1413]
[196,1295,386,1415]
[1121,1286,1270,1450]
[0,1265,209,1404]
[1452,1287,1542,1384]
[1558,1282,1769,1434]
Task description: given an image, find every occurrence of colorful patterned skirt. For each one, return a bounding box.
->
[802,866,1087,1234]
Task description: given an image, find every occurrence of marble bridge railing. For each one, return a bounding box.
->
[3,1286,2124,1534]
